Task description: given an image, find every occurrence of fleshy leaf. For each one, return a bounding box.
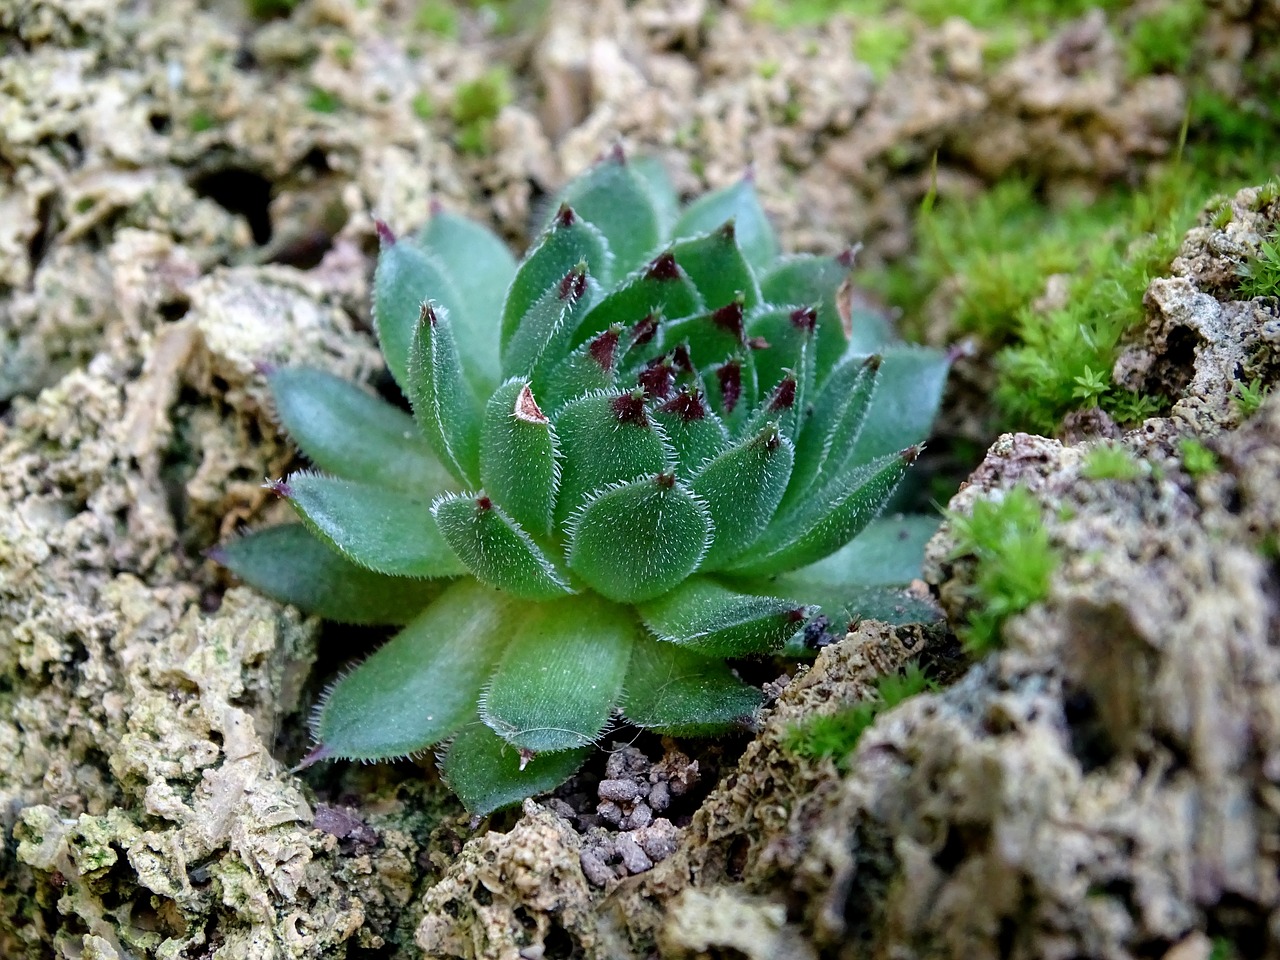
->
[279,472,465,578]
[541,325,622,410]
[652,387,730,479]
[621,636,763,736]
[661,296,749,363]
[415,210,517,393]
[758,254,861,378]
[692,422,794,571]
[267,367,455,495]
[574,252,703,346]
[441,723,589,815]
[630,156,680,237]
[783,353,881,509]
[728,448,918,575]
[672,176,778,273]
[213,524,444,625]
[502,263,599,381]
[637,578,809,657]
[668,224,761,311]
[480,594,636,753]
[552,389,671,524]
[747,305,817,424]
[847,346,950,462]
[705,354,758,433]
[566,472,712,603]
[311,580,520,760]
[480,379,560,535]
[503,206,612,351]
[432,493,573,600]
[407,303,481,485]
[553,149,662,276]
[372,231,458,394]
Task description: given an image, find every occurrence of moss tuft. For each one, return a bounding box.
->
[1081,444,1144,482]
[451,68,513,155]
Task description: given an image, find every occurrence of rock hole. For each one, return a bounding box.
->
[192,167,274,245]
[28,192,54,273]
[542,923,576,960]
[1062,686,1117,773]
[149,113,172,134]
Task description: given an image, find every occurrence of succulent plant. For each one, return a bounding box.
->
[214,151,949,814]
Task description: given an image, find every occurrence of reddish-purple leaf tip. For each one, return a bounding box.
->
[790,306,818,333]
[768,376,797,412]
[711,299,745,340]
[946,342,970,364]
[514,383,549,423]
[655,471,676,490]
[670,343,693,373]
[204,544,228,564]
[716,361,742,414]
[660,388,708,423]
[606,142,626,165]
[518,747,536,771]
[902,443,925,464]
[718,219,737,241]
[611,390,650,426]
[837,243,862,269]
[295,743,333,771]
[559,264,589,301]
[374,219,396,247]
[645,252,680,282]
[629,314,659,349]
[420,301,439,327]
[638,357,675,400]
[556,204,576,228]
[863,353,883,372]
[588,327,621,372]
[263,478,293,499]
[787,607,809,624]
[475,495,493,511]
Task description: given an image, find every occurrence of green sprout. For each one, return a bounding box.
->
[1233,377,1272,419]
[451,68,513,155]
[1080,443,1144,482]
[1178,437,1218,478]
[214,152,950,813]
[1237,231,1280,300]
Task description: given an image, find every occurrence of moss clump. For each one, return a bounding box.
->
[1125,2,1204,77]
[748,0,1123,30]
[947,487,1058,653]
[1081,444,1144,482]
[451,68,513,154]
[416,0,460,36]
[1233,378,1272,420]
[1178,438,1218,478]
[306,88,342,114]
[852,20,912,81]
[785,661,936,767]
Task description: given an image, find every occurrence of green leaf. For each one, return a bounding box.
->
[783,353,880,509]
[652,388,730,479]
[566,473,712,603]
[502,263,599,380]
[480,379,560,535]
[728,448,918,575]
[637,578,808,657]
[621,636,762,736]
[267,366,456,495]
[503,207,612,352]
[372,232,458,394]
[280,472,466,578]
[432,493,573,600]
[406,303,482,485]
[673,177,778,273]
[758,254,858,378]
[554,150,663,276]
[213,524,445,625]
[692,422,794,570]
[574,252,703,347]
[415,210,517,394]
[480,594,636,753]
[661,296,749,364]
[540,325,622,410]
[746,306,817,427]
[441,723,589,815]
[668,225,762,311]
[848,346,949,462]
[630,156,680,237]
[552,389,671,525]
[310,580,520,760]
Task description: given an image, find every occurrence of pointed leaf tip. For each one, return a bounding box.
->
[712,299,746,339]
[660,387,708,423]
[716,361,743,414]
[646,252,680,281]
[790,306,818,333]
[903,443,925,464]
[204,544,228,564]
[475,495,493,510]
[606,142,626,165]
[513,384,548,423]
[253,359,277,377]
[769,375,797,412]
[518,748,535,771]
[638,357,676,399]
[837,245,860,268]
[419,301,438,326]
[556,204,576,227]
[296,743,333,771]
[630,314,660,348]
[588,326,622,372]
[263,478,293,498]
[558,264,589,301]
[611,390,649,425]
[375,219,396,246]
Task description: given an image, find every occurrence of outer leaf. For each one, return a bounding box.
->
[638,578,809,657]
[552,390,670,524]
[280,472,466,578]
[631,156,680,237]
[758,254,859,378]
[310,580,520,760]
[747,305,817,424]
[668,224,762,311]
[502,207,612,351]
[441,723,589,815]
[783,353,880,509]
[554,151,662,276]
[372,233,457,393]
[566,473,712,603]
[480,379,559,535]
[502,264,599,380]
[481,594,636,753]
[621,636,763,736]
[432,493,573,600]
[415,210,517,393]
[267,367,455,495]
[652,388,730,479]
[728,448,918,575]
[692,423,794,570]
[847,345,950,462]
[574,252,703,347]
[672,177,778,273]
[212,524,444,625]
[406,304,481,485]
[541,325,622,410]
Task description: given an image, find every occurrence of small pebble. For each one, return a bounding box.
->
[597,800,623,826]
[620,801,652,831]
[579,849,615,888]
[635,818,679,861]
[648,781,670,812]
[598,779,639,803]
[615,834,654,874]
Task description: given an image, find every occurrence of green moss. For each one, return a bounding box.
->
[333,38,355,67]
[1124,1,1204,77]
[416,0,460,35]
[947,487,1058,653]
[1080,444,1143,481]
[1210,939,1239,960]
[245,0,299,18]
[1178,438,1218,478]
[451,68,513,155]
[412,92,436,120]
[852,20,912,81]
[784,661,937,767]
[188,109,216,133]
[748,0,1124,29]
[1237,231,1280,300]
[306,88,342,114]
[1233,378,1272,419]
